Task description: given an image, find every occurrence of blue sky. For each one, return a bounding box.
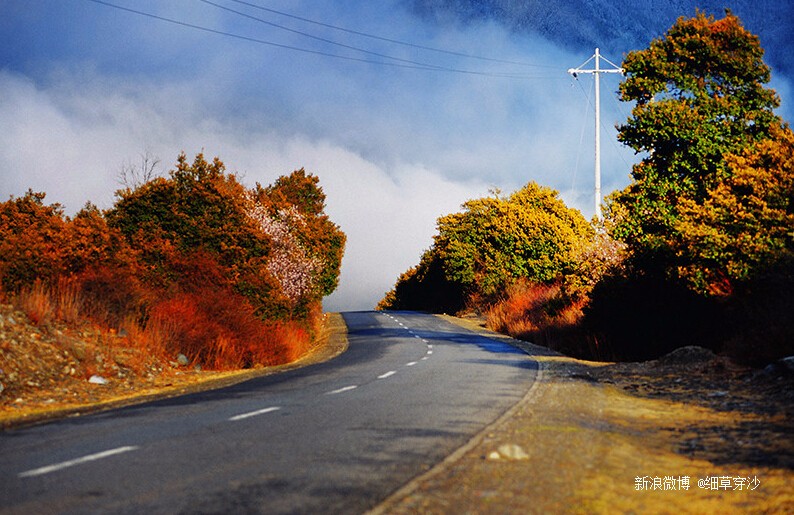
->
[2,0,791,310]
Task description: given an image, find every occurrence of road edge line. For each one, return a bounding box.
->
[366,315,553,515]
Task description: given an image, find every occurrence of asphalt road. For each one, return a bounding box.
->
[0,311,538,514]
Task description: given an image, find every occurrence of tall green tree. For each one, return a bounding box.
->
[611,10,782,270]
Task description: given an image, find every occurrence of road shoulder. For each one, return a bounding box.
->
[371,315,793,514]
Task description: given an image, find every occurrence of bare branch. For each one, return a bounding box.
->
[117,149,162,190]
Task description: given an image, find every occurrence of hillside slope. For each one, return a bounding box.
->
[409,0,793,74]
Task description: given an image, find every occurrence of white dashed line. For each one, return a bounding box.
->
[326,385,358,395]
[421,356,429,361]
[427,350,433,355]
[18,446,139,478]
[228,406,281,421]
[377,371,397,379]
[405,361,418,367]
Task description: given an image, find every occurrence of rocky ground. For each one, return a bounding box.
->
[585,346,794,472]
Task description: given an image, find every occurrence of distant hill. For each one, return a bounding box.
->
[408,0,794,75]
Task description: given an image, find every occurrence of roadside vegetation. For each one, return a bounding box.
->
[380,10,794,366]
[0,152,345,386]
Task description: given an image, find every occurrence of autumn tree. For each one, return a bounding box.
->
[252,169,346,302]
[107,154,344,319]
[0,191,69,292]
[611,10,782,272]
[380,182,592,312]
[584,11,794,362]
[1,153,344,368]
[675,124,794,296]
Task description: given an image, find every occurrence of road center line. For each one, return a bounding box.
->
[405,361,418,367]
[228,406,281,421]
[18,446,139,478]
[326,385,358,395]
[378,371,397,379]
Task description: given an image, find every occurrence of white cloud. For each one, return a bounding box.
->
[0,69,489,311]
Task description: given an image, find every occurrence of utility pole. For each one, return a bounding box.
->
[568,48,623,221]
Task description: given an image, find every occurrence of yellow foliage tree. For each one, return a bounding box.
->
[379,182,592,312]
[675,124,794,296]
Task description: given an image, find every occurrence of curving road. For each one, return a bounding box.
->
[0,311,538,514]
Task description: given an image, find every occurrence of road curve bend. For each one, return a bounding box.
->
[0,311,538,514]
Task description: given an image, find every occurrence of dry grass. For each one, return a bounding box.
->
[0,301,345,429]
[483,280,608,360]
[7,277,320,374]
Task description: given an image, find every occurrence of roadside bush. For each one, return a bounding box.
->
[380,182,592,312]
[1,153,345,370]
[0,191,69,292]
[146,288,287,370]
[377,251,466,314]
[485,280,602,358]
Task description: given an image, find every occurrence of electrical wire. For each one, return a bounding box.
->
[199,0,449,71]
[85,0,435,70]
[571,74,633,170]
[225,0,556,69]
[85,0,564,80]
[571,76,593,192]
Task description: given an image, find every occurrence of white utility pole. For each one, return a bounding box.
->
[568,48,623,221]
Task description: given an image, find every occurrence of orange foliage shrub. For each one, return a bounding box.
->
[0,191,69,292]
[161,291,253,368]
[485,279,604,360]
[1,153,342,371]
[145,288,314,370]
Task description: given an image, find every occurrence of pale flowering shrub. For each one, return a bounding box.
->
[565,230,628,298]
[247,198,324,306]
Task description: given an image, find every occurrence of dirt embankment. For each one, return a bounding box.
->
[0,304,347,429]
[374,316,794,514]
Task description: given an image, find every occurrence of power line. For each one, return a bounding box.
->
[199,0,449,71]
[201,0,553,78]
[85,0,408,68]
[225,0,556,69]
[571,76,593,193]
[85,0,563,80]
